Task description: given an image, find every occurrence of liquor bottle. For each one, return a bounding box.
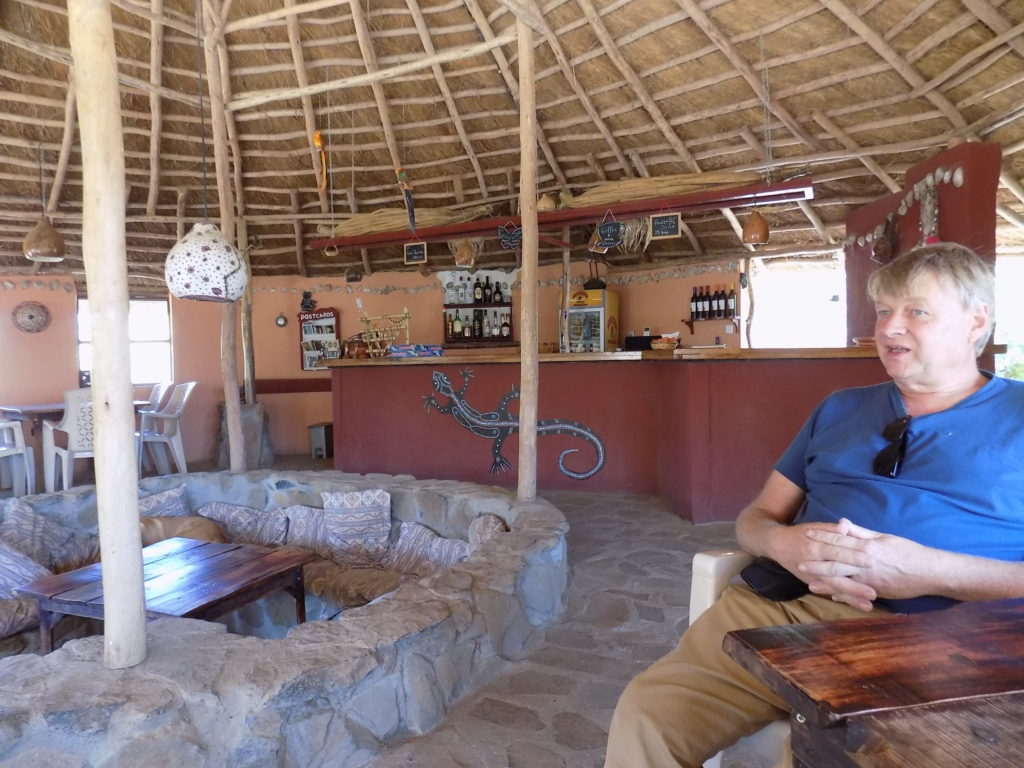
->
[727,283,737,318]
[689,286,698,321]
[491,311,500,337]
[493,280,504,303]
[483,276,493,303]
[446,311,454,340]
[483,312,491,337]
[452,310,463,337]
[501,313,511,338]
[473,276,483,303]
[456,276,466,304]
[473,309,483,338]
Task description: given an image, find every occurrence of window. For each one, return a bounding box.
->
[995,255,1024,381]
[77,299,172,384]
[746,253,847,348]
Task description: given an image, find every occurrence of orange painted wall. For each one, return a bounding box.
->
[0,278,80,403]
[1,259,745,465]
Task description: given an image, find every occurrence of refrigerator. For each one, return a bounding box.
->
[560,289,620,352]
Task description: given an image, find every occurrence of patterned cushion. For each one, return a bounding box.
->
[51,537,101,573]
[197,502,289,546]
[282,504,328,554]
[0,539,51,600]
[380,522,469,578]
[303,559,400,608]
[137,484,189,517]
[319,490,392,566]
[0,598,40,638]
[0,501,78,571]
[468,514,508,548]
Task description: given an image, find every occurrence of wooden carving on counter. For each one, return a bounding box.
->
[423,369,606,479]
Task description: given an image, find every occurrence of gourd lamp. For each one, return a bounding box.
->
[23,146,64,263]
[164,222,248,302]
[23,215,65,263]
[742,210,769,245]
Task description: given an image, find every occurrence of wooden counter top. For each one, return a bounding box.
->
[322,344,1006,368]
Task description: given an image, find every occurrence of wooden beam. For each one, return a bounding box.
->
[517,19,538,502]
[812,111,901,193]
[495,0,545,32]
[145,0,164,216]
[291,190,307,277]
[47,81,78,212]
[68,0,147,670]
[285,0,329,213]
[228,30,517,112]
[224,0,355,33]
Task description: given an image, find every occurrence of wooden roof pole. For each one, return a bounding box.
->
[203,0,246,472]
[285,0,329,213]
[145,0,165,216]
[68,0,147,669]
[516,17,538,502]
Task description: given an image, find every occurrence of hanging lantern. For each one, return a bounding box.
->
[164,222,248,302]
[23,215,65,262]
[742,210,769,245]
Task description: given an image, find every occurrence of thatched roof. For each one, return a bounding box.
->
[2,0,1023,291]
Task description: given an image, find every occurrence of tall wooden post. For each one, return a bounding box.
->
[516,19,539,501]
[237,218,256,406]
[68,0,147,669]
[561,225,571,352]
[203,3,245,472]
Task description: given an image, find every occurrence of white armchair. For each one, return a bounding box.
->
[136,381,195,475]
[0,419,35,497]
[689,549,789,768]
[42,388,95,493]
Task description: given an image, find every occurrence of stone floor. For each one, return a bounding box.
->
[369,489,770,768]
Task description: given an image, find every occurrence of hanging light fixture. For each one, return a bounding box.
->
[23,145,65,263]
[740,33,773,248]
[742,210,769,244]
[164,0,248,303]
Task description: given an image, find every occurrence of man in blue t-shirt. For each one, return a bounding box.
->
[606,243,1024,768]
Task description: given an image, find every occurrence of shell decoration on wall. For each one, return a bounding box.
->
[164,222,248,302]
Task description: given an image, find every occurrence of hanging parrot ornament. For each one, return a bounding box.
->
[313,130,327,191]
[396,165,416,235]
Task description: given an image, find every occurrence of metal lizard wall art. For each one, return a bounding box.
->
[423,368,606,479]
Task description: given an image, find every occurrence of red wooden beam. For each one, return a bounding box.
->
[309,178,814,252]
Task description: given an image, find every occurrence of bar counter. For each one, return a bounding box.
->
[324,346,1001,523]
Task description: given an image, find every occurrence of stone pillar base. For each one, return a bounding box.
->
[217,403,274,470]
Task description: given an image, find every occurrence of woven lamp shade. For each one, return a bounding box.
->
[165,222,248,302]
[23,215,65,262]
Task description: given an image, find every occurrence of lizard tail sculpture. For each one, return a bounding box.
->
[423,368,605,479]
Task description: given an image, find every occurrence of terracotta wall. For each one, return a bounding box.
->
[0,258,744,465]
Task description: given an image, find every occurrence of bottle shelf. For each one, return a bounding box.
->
[681,316,741,334]
[444,339,519,349]
[444,302,512,310]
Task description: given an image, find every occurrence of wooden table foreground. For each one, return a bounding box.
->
[725,598,1024,767]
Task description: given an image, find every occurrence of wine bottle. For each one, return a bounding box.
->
[452,310,463,337]
[689,286,698,321]
[473,276,483,303]
[727,283,737,318]
[715,285,724,319]
[493,281,504,303]
[698,285,707,320]
[483,276,493,303]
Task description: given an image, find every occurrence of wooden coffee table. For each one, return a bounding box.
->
[16,537,318,652]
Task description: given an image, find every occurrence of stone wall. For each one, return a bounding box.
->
[0,471,569,766]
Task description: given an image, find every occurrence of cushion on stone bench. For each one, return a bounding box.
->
[139,516,227,547]
[196,501,289,546]
[380,521,470,578]
[0,500,98,572]
[280,490,391,568]
[0,539,51,636]
[137,484,189,517]
[303,559,400,608]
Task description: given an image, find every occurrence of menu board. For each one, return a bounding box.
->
[649,212,681,240]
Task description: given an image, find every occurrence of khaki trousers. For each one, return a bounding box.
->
[604,584,889,768]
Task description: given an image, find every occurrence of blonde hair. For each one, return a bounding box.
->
[866,242,994,355]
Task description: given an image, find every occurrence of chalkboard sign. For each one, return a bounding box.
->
[597,221,625,248]
[498,223,522,250]
[404,241,427,265]
[649,212,681,240]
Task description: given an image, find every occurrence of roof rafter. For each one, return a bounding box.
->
[285,0,329,213]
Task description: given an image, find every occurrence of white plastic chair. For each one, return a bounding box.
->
[42,388,95,493]
[690,549,789,768]
[0,419,36,496]
[135,382,168,411]
[136,381,195,475]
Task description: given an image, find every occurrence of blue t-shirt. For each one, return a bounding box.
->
[774,374,1024,613]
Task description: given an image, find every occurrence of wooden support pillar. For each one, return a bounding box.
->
[203,1,245,472]
[560,225,571,352]
[237,217,255,405]
[68,0,146,669]
[516,19,538,502]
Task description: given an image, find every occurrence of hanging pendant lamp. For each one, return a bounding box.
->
[742,210,770,245]
[164,0,247,303]
[23,146,65,263]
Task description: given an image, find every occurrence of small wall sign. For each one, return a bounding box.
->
[498,224,522,250]
[649,212,681,240]
[404,241,427,265]
[596,221,625,248]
